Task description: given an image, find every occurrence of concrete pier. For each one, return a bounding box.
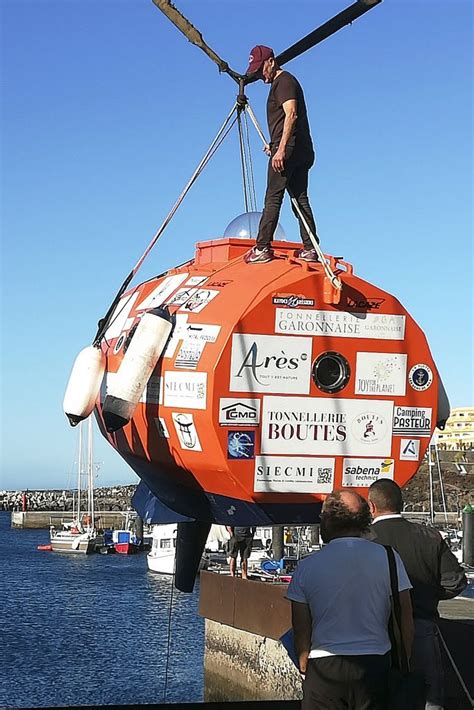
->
[11,511,132,529]
[199,571,474,708]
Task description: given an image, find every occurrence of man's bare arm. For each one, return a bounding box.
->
[291,600,312,674]
[272,99,297,173]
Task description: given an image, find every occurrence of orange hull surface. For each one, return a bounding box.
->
[95,238,441,525]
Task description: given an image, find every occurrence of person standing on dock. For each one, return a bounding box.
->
[226,526,256,579]
[244,45,319,265]
[368,479,467,710]
[287,490,414,710]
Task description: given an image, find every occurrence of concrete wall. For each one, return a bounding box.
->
[11,511,130,529]
[204,619,302,702]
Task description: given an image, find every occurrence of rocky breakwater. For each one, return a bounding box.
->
[1,485,136,512]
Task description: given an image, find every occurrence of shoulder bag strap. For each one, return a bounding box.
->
[384,545,410,674]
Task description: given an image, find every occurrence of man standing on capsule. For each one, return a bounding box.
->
[244,45,319,264]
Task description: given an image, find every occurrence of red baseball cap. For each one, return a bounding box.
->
[246,45,274,75]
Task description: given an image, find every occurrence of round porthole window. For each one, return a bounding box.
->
[312,352,350,393]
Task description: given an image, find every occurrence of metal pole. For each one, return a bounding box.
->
[272,526,284,562]
[435,445,448,525]
[428,444,435,525]
[462,505,474,567]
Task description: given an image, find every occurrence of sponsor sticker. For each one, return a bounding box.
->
[185,275,209,286]
[208,280,232,288]
[104,292,140,340]
[162,314,188,358]
[400,439,420,461]
[272,295,315,308]
[227,431,255,459]
[136,273,189,311]
[355,352,407,396]
[179,289,220,313]
[408,364,433,392]
[219,398,260,426]
[274,309,406,340]
[393,406,432,437]
[342,458,395,486]
[261,397,393,457]
[184,323,221,342]
[230,333,312,394]
[163,371,207,409]
[167,287,197,307]
[172,412,202,451]
[155,417,169,438]
[254,456,335,493]
[174,340,206,369]
[346,297,385,310]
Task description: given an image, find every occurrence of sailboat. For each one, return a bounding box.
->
[50,418,101,554]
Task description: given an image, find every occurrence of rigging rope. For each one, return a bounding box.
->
[243,111,257,213]
[237,111,249,213]
[93,101,239,346]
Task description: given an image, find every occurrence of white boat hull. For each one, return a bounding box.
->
[50,530,100,554]
[147,550,175,574]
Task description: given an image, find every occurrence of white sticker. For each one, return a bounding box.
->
[183,323,221,342]
[275,309,406,341]
[261,397,394,457]
[163,371,207,409]
[230,334,312,394]
[163,314,189,358]
[408,364,433,392]
[178,288,220,313]
[167,287,197,306]
[254,456,335,493]
[185,275,209,286]
[393,406,432,437]
[104,292,140,340]
[342,458,395,486]
[155,417,169,438]
[355,352,407,396]
[219,398,261,426]
[174,340,206,369]
[136,273,189,311]
[400,439,420,460]
[172,412,202,451]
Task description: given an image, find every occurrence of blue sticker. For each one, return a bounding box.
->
[408,364,433,392]
[227,431,255,459]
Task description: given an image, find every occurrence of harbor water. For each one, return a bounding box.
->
[0,512,204,708]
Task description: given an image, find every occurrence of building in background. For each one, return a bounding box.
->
[437,407,474,450]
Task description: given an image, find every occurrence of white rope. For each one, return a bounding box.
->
[245,101,341,290]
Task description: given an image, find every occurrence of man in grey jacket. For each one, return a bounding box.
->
[368,479,467,710]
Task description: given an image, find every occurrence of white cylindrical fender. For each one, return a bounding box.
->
[102,307,172,432]
[63,345,106,426]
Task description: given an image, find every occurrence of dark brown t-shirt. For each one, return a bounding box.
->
[267,70,313,156]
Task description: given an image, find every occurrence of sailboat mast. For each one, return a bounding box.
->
[77,421,83,522]
[87,416,95,529]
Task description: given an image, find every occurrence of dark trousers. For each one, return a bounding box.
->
[302,654,390,710]
[411,619,444,709]
[256,151,317,250]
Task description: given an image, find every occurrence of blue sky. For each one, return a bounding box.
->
[1,0,472,490]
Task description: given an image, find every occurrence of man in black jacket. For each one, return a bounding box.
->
[368,479,467,710]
